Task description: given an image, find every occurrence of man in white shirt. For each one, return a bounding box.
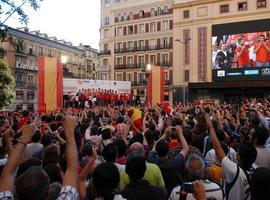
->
[26,131,43,158]
[205,113,257,200]
[169,154,224,200]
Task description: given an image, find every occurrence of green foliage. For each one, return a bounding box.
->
[0,0,40,58]
[0,59,15,109]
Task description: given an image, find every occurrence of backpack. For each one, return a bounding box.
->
[225,166,253,200]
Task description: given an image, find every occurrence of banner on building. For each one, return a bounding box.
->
[63,79,131,94]
[38,57,63,113]
[147,66,165,106]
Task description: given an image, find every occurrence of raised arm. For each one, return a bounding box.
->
[0,124,35,192]
[205,113,226,162]
[176,125,189,158]
[62,114,79,188]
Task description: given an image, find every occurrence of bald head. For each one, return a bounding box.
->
[129,142,145,156]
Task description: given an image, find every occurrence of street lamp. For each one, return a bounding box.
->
[61,55,68,64]
[142,63,152,104]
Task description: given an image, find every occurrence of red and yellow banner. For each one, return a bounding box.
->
[38,57,63,113]
[147,66,165,106]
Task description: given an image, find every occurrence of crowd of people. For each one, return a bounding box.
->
[1,98,270,200]
[63,89,140,109]
[212,32,270,69]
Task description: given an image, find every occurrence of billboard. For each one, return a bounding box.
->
[63,79,131,94]
[212,19,270,82]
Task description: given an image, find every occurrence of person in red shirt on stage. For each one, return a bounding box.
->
[236,38,251,68]
[253,35,270,67]
[18,110,32,128]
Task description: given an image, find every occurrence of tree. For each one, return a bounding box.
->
[0,0,40,58]
[0,59,15,109]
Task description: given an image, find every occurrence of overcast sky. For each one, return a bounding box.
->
[6,0,101,49]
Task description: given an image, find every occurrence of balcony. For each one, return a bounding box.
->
[114,44,172,54]
[160,43,171,49]
[98,50,111,56]
[158,62,170,67]
[16,62,38,71]
[165,80,172,85]
[115,63,145,70]
[95,65,110,72]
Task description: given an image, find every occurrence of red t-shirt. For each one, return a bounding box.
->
[254,42,270,63]
[236,46,250,67]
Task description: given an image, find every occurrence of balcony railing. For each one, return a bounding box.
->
[165,80,172,85]
[114,44,171,54]
[98,50,111,56]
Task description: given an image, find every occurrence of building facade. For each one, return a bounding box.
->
[99,0,174,101]
[173,0,270,102]
[3,27,89,111]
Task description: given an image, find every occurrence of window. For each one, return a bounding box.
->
[117,14,122,22]
[116,74,122,81]
[139,73,145,84]
[128,25,133,35]
[149,39,156,50]
[139,24,145,33]
[162,20,169,30]
[104,44,109,51]
[105,0,110,6]
[238,2,247,11]
[129,12,133,20]
[123,13,129,20]
[127,57,133,67]
[16,91,24,100]
[138,40,144,50]
[150,8,156,16]
[116,42,122,50]
[183,10,190,19]
[127,41,133,51]
[27,104,34,111]
[220,4,229,13]
[162,54,169,65]
[39,47,44,56]
[139,10,145,18]
[103,59,108,66]
[47,49,52,57]
[127,73,133,81]
[116,27,122,36]
[257,0,266,8]
[29,58,33,66]
[27,91,34,100]
[163,6,169,14]
[104,29,109,39]
[138,56,144,67]
[184,70,189,82]
[164,72,168,80]
[150,55,156,63]
[161,37,169,48]
[104,16,110,25]
[16,56,24,64]
[28,44,34,55]
[157,7,162,15]
[150,22,156,32]
[16,74,23,84]
[116,57,122,65]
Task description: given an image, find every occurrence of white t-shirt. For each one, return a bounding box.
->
[169,180,224,200]
[222,157,251,200]
[255,147,270,169]
[206,148,237,165]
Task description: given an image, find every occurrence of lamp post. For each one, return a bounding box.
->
[143,63,152,104]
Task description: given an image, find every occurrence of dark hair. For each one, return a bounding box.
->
[43,163,63,184]
[238,143,257,169]
[125,153,146,182]
[90,125,99,136]
[113,139,127,158]
[252,127,269,146]
[156,139,169,157]
[117,116,125,123]
[102,128,111,140]
[172,118,182,127]
[251,167,270,200]
[128,133,144,147]
[250,116,260,127]
[170,128,178,140]
[102,143,118,163]
[16,158,42,180]
[42,145,59,167]
[183,127,193,145]
[47,182,62,200]
[82,140,96,156]
[15,166,50,200]
[32,130,41,143]
[41,134,52,147]
[22,110,30,117]
[93,162,120,200]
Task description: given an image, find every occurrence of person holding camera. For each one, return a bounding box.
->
[169,153,224,200]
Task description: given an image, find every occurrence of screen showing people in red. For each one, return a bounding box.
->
[212,31,270,69]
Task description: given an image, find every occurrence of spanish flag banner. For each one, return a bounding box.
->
[38,57,63,113]
[147,66,165,106]
[128,107,142,132]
